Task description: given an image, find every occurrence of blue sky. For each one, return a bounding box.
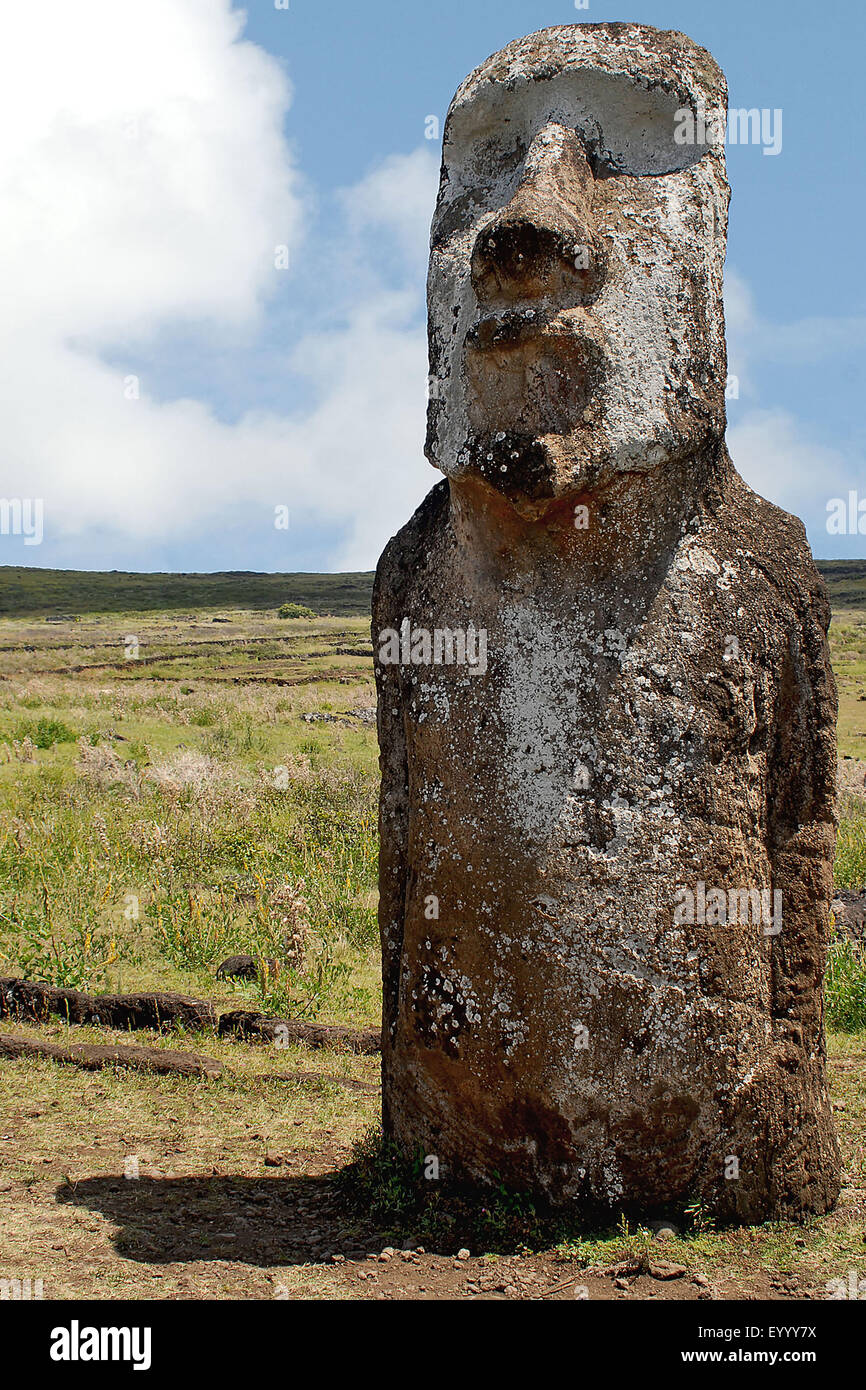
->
[2,0,864,572]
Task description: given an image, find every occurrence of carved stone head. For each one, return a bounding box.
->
[425,23,730,509]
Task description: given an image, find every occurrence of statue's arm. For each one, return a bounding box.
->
[765,582,838,1037]
[372,480,449,1053]
[373,533,410,1053]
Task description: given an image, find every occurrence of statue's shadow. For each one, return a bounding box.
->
[56,1172,377,1267]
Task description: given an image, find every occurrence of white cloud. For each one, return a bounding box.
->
[341,147,439,271]
[725,267,866,391]
[1,0,301,337]
[281,286,433,570]
[0,2,439,571]
[723,269,757,342]
[727,408,851,523]
[724,269,865,551]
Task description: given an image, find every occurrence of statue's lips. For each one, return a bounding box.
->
[463,311,604,437]
[466,310,591,353]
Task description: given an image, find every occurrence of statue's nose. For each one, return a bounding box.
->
[470,125,604,306]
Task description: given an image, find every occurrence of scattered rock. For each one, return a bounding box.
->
[215,955,280,983]
[837,755,866,801]
[650,1219,679,1241]
[829,891,866,944]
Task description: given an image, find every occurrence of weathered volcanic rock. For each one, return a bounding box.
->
[0,1032,223,1078]
[217,1010,381,1054]
[829,890,866,945]
[215,954,280,982]
[373,22,840,1221]
[0,979,215,1032]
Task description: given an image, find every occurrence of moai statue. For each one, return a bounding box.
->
[373,23,840,1221]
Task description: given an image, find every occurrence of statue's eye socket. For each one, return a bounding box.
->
[461,137,526,182]
[445,71,714,187]
[577,103,711,179]
[431,137,528,236]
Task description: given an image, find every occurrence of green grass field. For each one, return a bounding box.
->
[0,610,378,1020]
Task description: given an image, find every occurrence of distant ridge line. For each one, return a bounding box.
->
[0,567,375,617]
[0,561,864,617]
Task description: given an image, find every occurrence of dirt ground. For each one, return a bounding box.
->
[1,1022,863,1302]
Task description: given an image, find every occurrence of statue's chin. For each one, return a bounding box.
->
[460,432,559,501]
[432,419,721,509]
[442,425,609,504]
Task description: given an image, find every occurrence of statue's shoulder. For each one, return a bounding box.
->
[716,469,829,625]
[373,480,450,615]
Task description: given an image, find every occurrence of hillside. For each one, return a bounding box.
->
[1,560,864,619]
[814,560,866,610]
[0,567,375,617]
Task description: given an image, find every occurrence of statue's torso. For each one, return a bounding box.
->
[374,479,839,1214]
